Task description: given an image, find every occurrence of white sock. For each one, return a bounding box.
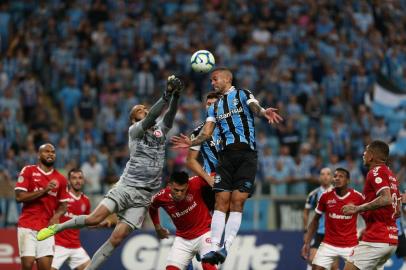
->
[210,210,226,251]
[306,264,312,270]
[224,212,242,251]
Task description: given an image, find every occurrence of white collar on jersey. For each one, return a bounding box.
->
[69,191,82,200]
[223,86,236,95]
[37,165,54,175]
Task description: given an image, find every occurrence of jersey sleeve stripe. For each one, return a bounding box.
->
[375,186,389,195]
[14,187,27,191]
[247,98,259,105]
[315,208,323,214]
[59,198,70,202]
[206,116,216,122]
[190,145,201,151]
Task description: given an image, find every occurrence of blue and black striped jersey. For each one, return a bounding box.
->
[305,186,332,234]
[206,87,257,151]
[190,122,220,174]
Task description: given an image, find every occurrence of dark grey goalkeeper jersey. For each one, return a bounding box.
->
[120,121,168,189]
[118,93,179,190]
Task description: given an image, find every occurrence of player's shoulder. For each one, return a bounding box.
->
[21,165,37,173]
[81,193,91,202]
[349,188,365,200]
[53,169,68,182]
[151,187,169,202]
[307,187,321,198]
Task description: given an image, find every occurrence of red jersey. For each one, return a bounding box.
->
[316,188,364,247]
[15,165,69,231]
[149,176,212,240]
[55,192,91,248]
[361,165,400,244]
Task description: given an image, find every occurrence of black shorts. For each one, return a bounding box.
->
[310,233,324,249]
[214,148,257,194]
[396,233,406,258]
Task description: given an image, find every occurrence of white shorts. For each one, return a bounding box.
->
[167,231,212,270]
[52,245,90,270]
[313,242,355,269]
[347,241,397,270]
[17,227,54,258]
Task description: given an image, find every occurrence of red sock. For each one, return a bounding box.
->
[166,266,180,270]
[202,262,217,270]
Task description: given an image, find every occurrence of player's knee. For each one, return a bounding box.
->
[229,200,245,212]
[214,194,230,211]
[110,228,130,246]
[21,258,35,270]
[166,265,181,270]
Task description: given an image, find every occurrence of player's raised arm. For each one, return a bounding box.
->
[171,103,216,148]
[160,77,184,131]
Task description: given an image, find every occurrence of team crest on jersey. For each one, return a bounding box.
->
[375,177,382,184]
[186,194,193,202]
[232,98,239,106]
[18,176,24,183]
[153,129,163,138]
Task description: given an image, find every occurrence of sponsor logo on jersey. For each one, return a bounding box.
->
[33,172,42,177]
[216,107,243,121]
[214,175,221,184]
[329,213,352,220]
[170,201,197,218]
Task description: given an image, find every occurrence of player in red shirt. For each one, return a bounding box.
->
[149,171,217,270]
[302,167,364,270]
[342,140,401,270]
[52,169,91,270]
[14,143,69,270]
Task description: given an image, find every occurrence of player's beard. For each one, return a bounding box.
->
[41,157,55,168]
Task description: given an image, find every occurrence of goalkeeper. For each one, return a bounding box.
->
[37,75,184,270]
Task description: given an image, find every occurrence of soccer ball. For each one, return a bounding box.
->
[190,50,215,73]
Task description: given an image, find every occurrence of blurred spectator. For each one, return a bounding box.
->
[81,154,103,194]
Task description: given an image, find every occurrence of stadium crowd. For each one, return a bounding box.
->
[1,0,406,226]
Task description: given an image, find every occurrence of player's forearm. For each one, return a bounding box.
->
[149,207,161,226]
[303,218,319,245]
[186,158,213,187]
[303,209,309,231]
[162,94,180,128]
[51,202,67,220]
[357,193,391,212]
[190,134,210,146]
[248,102,265,118]
[15,189,49,203]
[141,97,168,130]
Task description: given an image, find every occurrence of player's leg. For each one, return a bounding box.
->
[220,150,256,259]
[37,198,115,241]
[36,232,55,270]
[86,221,132,270]
[312,243,342,270]
[331,257,339,270]
[18,227,37,270]
[36,256,53,270]
[21,257,36,270]
[51,245,70,270]
[166,236,195,270]
[68,247,90,270]
[343,262,360,270]
[87,205,146,270]
[196,231,217,270]
[345,241,396,270]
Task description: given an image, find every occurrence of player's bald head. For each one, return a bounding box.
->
[211,67,233,83]
[130,104,147,123]
[38,143,55,153]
